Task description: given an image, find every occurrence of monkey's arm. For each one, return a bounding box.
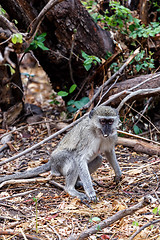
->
[0,161,51,183]
[105,149,122,183]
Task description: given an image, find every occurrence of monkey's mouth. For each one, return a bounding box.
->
[103,133,109,138]
[101,129,109,138]
[101,129,115,138]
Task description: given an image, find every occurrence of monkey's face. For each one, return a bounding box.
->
[89,106,119,138]
[98,116,117,138]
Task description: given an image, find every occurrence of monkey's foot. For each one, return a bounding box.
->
[66,188,88,201]
[114,175,122,184]
[88,194,98,203]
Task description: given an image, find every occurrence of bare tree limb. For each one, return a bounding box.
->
[130,219,160,240]
[0,230,40,240]
[117,137,160,155]
[81,47,140,110]
[117,87,160,111]
[0,189,36,201]
[67,195,156,240]
[0,177,65,190]
[0,15,17,33]
[0,113,88,166]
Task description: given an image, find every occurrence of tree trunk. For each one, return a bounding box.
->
[1,0,114,91]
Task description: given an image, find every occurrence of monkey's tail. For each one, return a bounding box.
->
[0,161,51,183]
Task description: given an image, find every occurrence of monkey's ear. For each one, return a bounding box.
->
[89,108,95,119]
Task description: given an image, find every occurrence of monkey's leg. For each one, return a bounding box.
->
[76,155,102,188]
[105,150,122,183]
[65,169,88,201]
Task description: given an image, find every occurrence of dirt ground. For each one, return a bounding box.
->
[0,121,160,240]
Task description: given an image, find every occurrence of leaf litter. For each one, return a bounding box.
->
[0,123,159,240]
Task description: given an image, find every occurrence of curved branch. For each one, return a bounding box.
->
[117,87,160,111]
[26,0,66,40]
[130,219,160,240]
[0,15,17,33]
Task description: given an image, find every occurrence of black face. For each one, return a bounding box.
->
[99,118,114,137]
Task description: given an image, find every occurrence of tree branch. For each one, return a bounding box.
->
[0,230,40,240]
[0,112,88,166]
[81,47,140,110]
[117,87,160,111]
[130,219,160,240]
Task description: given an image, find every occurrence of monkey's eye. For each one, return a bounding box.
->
[108,120,114,125]
[100,119,106,125]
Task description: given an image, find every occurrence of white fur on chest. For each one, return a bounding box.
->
[84,134,115,163]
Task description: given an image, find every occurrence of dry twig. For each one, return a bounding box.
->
[0,230,40,240]
[130,219,160,240]
[0,189,36,201]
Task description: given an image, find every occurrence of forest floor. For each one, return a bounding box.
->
[0,120,160,240]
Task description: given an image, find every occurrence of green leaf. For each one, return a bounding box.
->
[91,217,101,222]
[133,124,142,134]
[69,84,77,94]
[11,33,23,44]
[37,42,49,50]
[153,207,158,215]
[0,8,6,14]
[67,100,75,106]
[33,197,37,202]
[96,224,101,231]
[36,32,47,41]
[84,63,92,71]
[57,91,68,97]
[74,101,84,109]
[132,221,139,226]
[79,97,90,104]
[136,64,142,72]
[67,105,76,113]
[84,58,93,65]
[81,50,89,59]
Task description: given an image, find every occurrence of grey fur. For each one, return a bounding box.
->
[0,106,121,202]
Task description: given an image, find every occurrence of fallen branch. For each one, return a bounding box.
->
[0,230,40,240]
[67,195,156,240]
[0,114,87,166]
[118,130,160,145]
[117,137,160,155]
[130,219,160,240]
[101,73,160,107]
[0,189,37,201]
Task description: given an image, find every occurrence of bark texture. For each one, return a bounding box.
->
[1,0,114,91]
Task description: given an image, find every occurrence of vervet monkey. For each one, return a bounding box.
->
[0,106,121,202]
